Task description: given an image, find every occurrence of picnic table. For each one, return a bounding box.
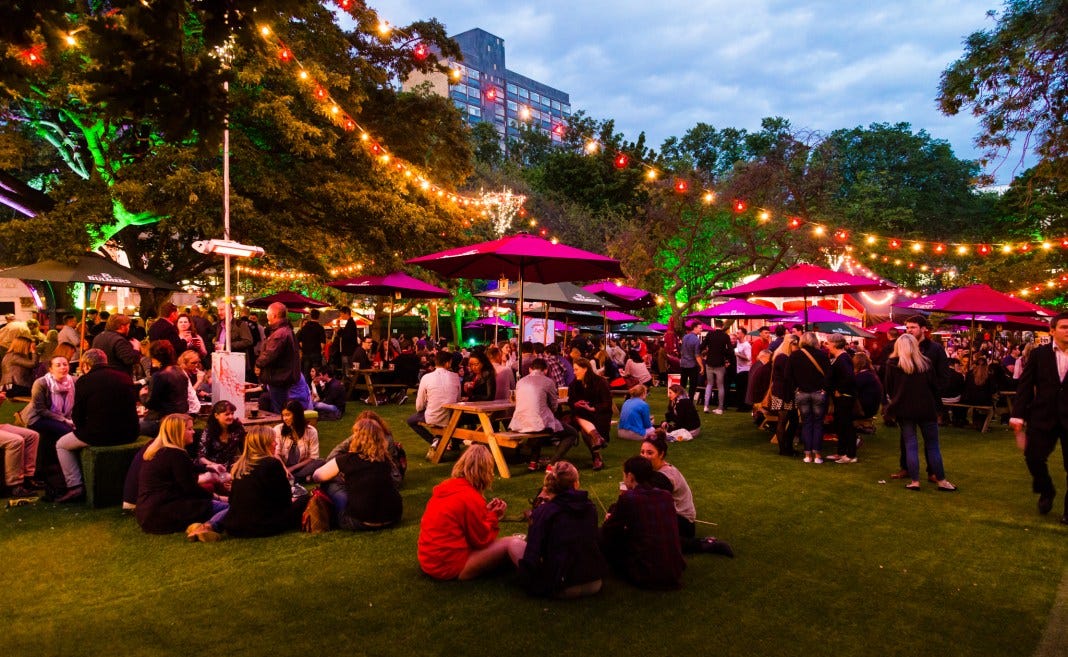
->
[427,400,549,479]
[346,366,411,406]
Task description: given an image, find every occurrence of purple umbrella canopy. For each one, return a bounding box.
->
[407,233,623,284]
[327,271,451,299]
[718,263,895,299]
[463,317,518,329]
[409,234,623,348]
[583,281,656,309]
[901,284,1054,317]
[781,307,862,324]
[687,298,791,320]
[944,313,1049,330]
[246,290,329,310]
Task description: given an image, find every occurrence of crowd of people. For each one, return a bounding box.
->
[2,300,1066,595]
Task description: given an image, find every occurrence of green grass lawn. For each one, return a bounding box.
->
[3,390,1065,657]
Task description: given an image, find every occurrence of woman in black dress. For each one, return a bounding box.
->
[225,426,307,538]
[566,358,611,471]
[136,414,228,541]
[313,418,402,530]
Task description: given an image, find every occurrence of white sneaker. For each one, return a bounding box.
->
[713,408,724,415]
[803,456,812,463]
[813,457,824,464]
[836,457,857,464]
[703,407,710,413]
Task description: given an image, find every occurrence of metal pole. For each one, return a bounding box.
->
[223,80,232,354]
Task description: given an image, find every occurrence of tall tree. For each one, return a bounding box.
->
[938,0,1068,188]
[0,1,477,299]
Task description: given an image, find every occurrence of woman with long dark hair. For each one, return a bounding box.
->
[273,399,321,482]
[566,357,611,471]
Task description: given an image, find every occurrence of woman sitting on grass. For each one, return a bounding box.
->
[565,357,611,471]
[640,432,733,556]
[313,418,402,531]
[617,384,655,441]
[323,410,406,488]
[662,383,700,439]
[418,445,524,580]
[197,400,246,491]
[136,414,228,541]
[274,400,322,482]
[225,426,308,538]
[507,461,607,598]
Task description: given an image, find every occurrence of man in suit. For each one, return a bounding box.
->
[1011,311,1068,524]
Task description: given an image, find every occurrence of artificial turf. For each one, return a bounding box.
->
[2,391,1065,657]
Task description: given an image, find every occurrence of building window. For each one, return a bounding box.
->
[507,83,517,94]
[562,104,571,115]
[531,92,541,105]
[551,100,560,110]
[507,100,517,112]
[518,88,528,99]
[467,105,481,117]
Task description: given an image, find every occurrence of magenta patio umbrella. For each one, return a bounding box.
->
[463,316,518,342]
[328,272,451,352]
[583,281,656,309]
[687,298,790,321]
[246,290,329,311]
[944,313,1050,331]
[901,284,1054,317]
[781,307,862,324]
[718,263,895,326]
[408,234,623,349]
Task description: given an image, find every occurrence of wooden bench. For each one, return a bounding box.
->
[80,436,153,508]
[490,430,550,449]
[943,402,996,432]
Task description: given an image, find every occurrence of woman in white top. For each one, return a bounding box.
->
[273,400,322,482]
[622,349,652,386]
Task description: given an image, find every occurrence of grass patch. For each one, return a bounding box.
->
[3,390,1065,657]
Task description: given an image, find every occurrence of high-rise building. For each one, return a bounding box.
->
[403,28,571,145]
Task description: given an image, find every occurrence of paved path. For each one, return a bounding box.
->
[1035,566,1068,657]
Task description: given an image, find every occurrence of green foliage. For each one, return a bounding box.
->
[938,0,1068,188]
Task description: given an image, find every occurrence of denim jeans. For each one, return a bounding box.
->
[899,419,945,482]
[794,390,827,452]
[704,366,727,411]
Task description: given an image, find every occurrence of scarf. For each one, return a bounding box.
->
[46,372,75,417]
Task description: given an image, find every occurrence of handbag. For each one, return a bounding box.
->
[301,488,333,533]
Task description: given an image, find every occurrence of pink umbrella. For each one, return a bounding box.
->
[868,320,905,333]
[605,310,642,322]
[944,313,1050,331]
[901,284,1054,317]
[718,263,895,326]
[687,298,790,320]
[583,281,656,309]
[246,290,328,311]
[648,322,670,332]
[327,272,451,351]
[781,307,862,324]
[408,234,623,348]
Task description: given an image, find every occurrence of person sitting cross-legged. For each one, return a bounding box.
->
[313,418,402,531]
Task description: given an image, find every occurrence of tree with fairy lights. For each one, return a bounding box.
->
[0,1,482,312]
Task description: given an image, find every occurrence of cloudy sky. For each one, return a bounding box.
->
[374,0,1028,184]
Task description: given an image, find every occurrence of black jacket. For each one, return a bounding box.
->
[701,329,732,368]
[1014,343,1068,432]
[883,357,940,422]
[256,320,300,387]
[73,365,139,446]
[665,395,701,432]
[787,346,830,394]
[91,330,140,375]
[520,489,608,597]
[226,458,303,538]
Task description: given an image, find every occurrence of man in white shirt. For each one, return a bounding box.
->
[733,330,752,411]
[509,358,579,471]
[407,351,461,445]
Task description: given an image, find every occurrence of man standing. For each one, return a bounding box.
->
[568,327,592,359]
[297,308,327,379]
[91,314,140,376]
[0,313,29,360]
[255,302,301,413]
[825,334,859,464]
[148,302,185,355]
[679,322,703,400]
[407,351,461,446]
[700,321,732,414]
[1011,311,1068,524]
[733,329,752,412]
[331,307,359,371]
[750,326,771,358]
[57,314,82,362]
[53,349,139,503]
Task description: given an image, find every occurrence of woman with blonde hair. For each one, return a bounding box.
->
[883,334,957,492]
[313,418,402,530]
[136,414,228,540]
[2,336,38,397]
[418,445,524,580]
[618,383,654,441]
[225,426,306,538]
